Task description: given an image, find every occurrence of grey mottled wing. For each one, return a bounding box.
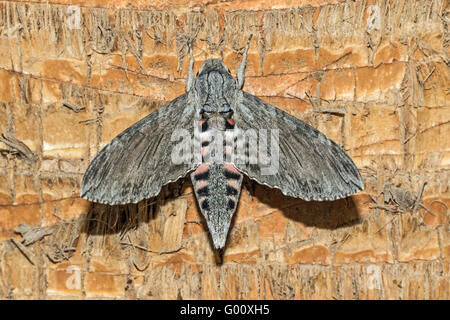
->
[233,92,363,201]
[81,94,198,204]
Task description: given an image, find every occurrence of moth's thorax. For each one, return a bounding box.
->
[193,60,237,118]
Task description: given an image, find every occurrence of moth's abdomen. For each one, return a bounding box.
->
[191,163,243,249]
[191,118,243,249]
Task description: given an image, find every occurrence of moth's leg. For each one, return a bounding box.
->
[186,40,195,92]
[236,34,253,89]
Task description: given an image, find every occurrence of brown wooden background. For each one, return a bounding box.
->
[0,0,448,299]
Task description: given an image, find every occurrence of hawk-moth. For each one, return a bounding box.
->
[81,36,364,252]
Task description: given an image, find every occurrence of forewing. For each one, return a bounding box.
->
[81,94,198,204]
[233,92,363,201]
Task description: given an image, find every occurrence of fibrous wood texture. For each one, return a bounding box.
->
[0,0,449,299]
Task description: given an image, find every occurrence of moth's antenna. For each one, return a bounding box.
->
[186,40,195,92]
[236,34,253,89]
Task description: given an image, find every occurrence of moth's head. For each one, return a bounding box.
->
[195,60,236,93]
[197,59,232,77]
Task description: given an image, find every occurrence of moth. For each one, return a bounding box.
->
[81,36,364,253]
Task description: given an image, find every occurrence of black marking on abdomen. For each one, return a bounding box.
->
[195,170,210,181]
[201,199,210,210]
[224,170,241,180]
[198,186,209,196]
[201,120,208,132]
[226,185,238,196]
[225,121,234,130]
[227,199,235,210]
